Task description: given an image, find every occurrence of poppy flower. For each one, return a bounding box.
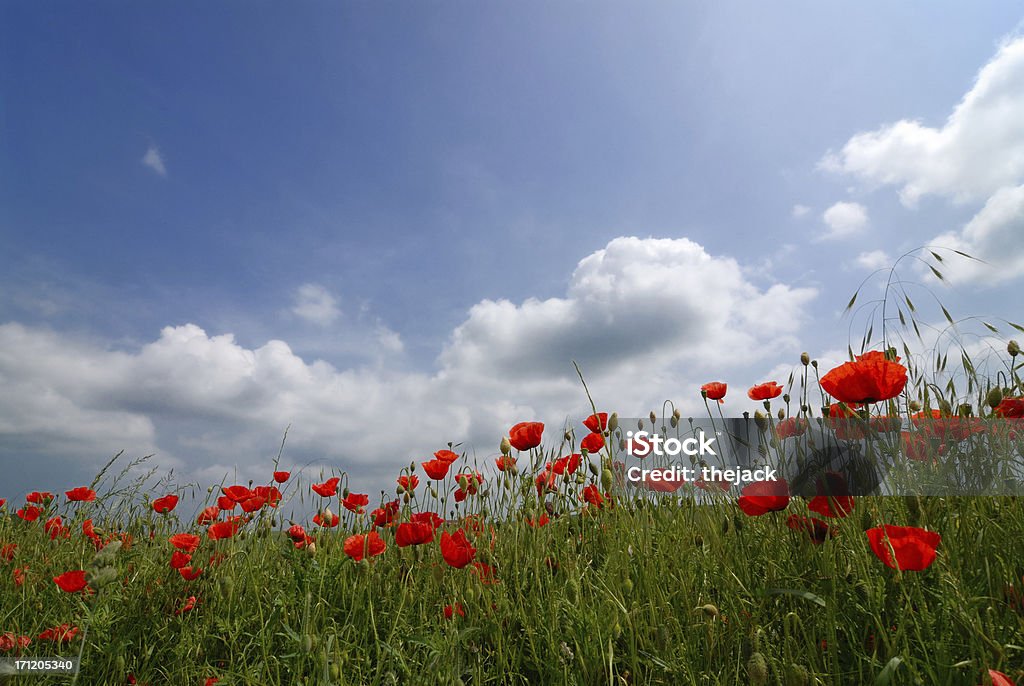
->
[170,551,192,569]
[25,491,54,505]
[495,456,517,472]
[0,632,31,652]
[82,519,99,541]
[208,518,244,540]
[372,500,400,527]
[737,479,790,516]
[37,625,79,643]
[865,525,941,571]
[994,397,1024,419]
[582,484,604,508]
[508,422,544,451]
[16,505,42,522]
[526,513,550,527]
[175,596,197,615]
[273,471,291,483]
[870,415,903,433]
[65,487,97,502]
[422,458,451,480]
[911,410,985,442]
[643,472,685,492]
[440,529,476,568]
[775,417,809,440]
[311,477,340,498]
[13,567,27,586]
[197,506,220,525]
[312,510,340,528]
[169,533,201,554]
[395,522,435,547]
[748,382,783,401]
[806,471,854,518]
[434,449,460,464]
[820,352,908,404]
[240,495,267,513]
[471,562,499,584]
[343,531,387,562]
[535,468,557,496]
[583,413,609,433]
[581,432,604,453]
[178,566,203,581]
[0,544,15,562]
[287,524,307,541]
[410,511,444,529]
[44,516,63,536]
[444,603,466,620]
[701,382,727,403]
[397,475,419,492]
[901,431,939,463]
[552,454,582,476]
[341,492,370,514]
[786,514,834,544]
[217,496,236,511]
[453,472,484,502]
[152,495,179,514]
[253,486,282,507]
[54,570,89,593]
[0,499,4,509]
[221,485,252,503]
[984,670,1015,686]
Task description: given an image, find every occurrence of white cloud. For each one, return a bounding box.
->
[0,237,818,492]
[855,250,891,271]
[792,204,811,218]
[821,201,869,239]
[821,36,1024,207]
[928,184,1024,284]
[291,283,341,325]
[141,144,167,177]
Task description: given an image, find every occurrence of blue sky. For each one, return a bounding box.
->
[3,3,1024,501]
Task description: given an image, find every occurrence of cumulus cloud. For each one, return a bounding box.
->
[821,201,869,240]
[855,250,891,271]
[928,184,1024,284]
[821,36,1024,207]
[792,204,811,218]
[291,283,341,326]
[0,237,818,493]
[142,144,167,177]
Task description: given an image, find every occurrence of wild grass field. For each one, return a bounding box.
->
[2,256,1023,686]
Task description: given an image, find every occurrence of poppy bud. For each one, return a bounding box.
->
[302,634,315,653]
[778,409,785,420]
[784,663,809,686]
[575,473,586,485]
[697,604,719,618]
[908,400,922,412]
[621,578,633,594]
[601,468,614,493]
[457,475,468,491]
[637,419,644,431]
[612,622,622,638]
[465,587,476,603]
[1008,340,1020,357]
[618,437,627,451]
[588,461,599,477]
[811,360,818,369]
[329,663,341,680]
[342,487,350,499]
[430,487,438,499]
[746,652,769,685]
[410,461,416,472]
[649,411,657,424]
[800,352,810,366]
[754,411,768,432]
[396,484,405,495]
[608,413,618,432]
[987,387,1004,409]
[499,437,512,455]
[306,542,316,557]
[670,416,678,428]
[564,430,573,442]
[938,399,952,415]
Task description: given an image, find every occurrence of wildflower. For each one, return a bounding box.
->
[65,487,97,502]
[820,352,908,404]
[53,570,89,593]
[170,551,192,569]
[552,454,582,476]
[175,596,197,615]
[37,625,79,644]
[701,382,727,403]
[311,477,340,498]
[775,417,809,439]
[221,485,252,503]
[422,459,451,480]
[494,456,517,472]
[343,531,386,561]
[747,382,783,401]
[508,422,544,451]
[253,486,282,507]
[984,670,1014,686]
[395,522,435,547]
[440,529,476,568]
[583,413,609,433]
[993,397,1024,419]
[0,543,15,562]
[786,514,834,544]
[0,632,31,653]
[526,513,550,527]
[273,471,291,483]
[434,449,460,463]
[806,472,854,518]
[26,491,54,505]
[865,525,941,571]
[397,475,419,492]
[582,484,604,508]
[197,506,221,525]
[169,533,202,553]
[240,495,267,513]
[371,500,400,527]
[410,511,444,529]
[341,492,370,514]
[737,479,790,516]
[444,603,465,620]
[16,505,43,521]
[208,518,244,539]
[178,566,204,581]
[581,432,604,453]
[312,510,340,528]
[152,494,179,514]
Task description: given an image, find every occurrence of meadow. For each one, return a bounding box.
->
[2,258,1023,686]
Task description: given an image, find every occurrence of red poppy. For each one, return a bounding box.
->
[217,496,236,511]
[994,397,1024,419]
[65,487,96,502]
[748,382,783,401]
[495,456,518,472]
[422,458,450,480]
[25,491,54,505]
[16,506,42,522]
[410,511,444,529]
[820,352,907,404]
[471,562,499,584]
[44,516,63,536]
[0,632,30,653]
[508,422,544,451]
[341,492,370,514]
[582,484,604,508]
[434,449,460,464]
[253,486,282,507]
[343,531,387,561]
[526,513,550,527]
[197,506,220,525]
[13,567,27,586]
[372,500,400,527]
[287,524,307,541]
[643,472,685,492]
[865,525,941,571]
[395,522,435,547]
[152,495,179,514]
[208,518,244,540]
[775,417,809,440]
[453,472,484,502]
[397,475,419,492]
[911,410,985,442]
[0,544,15,562]
[870,415,903,433]
[37,625,79,644]
[175,596,197,615]
[552,454,582,476]
[737,479,790,516]
[221,485,252,503]
[581,432,604,453]
[312,511,340,528]
[205,679,219,686]
[444,603,466,620]
[82,519,98,541]
[240,495,267,513]
[311,477,340,498]
[806,472,854,518]
[169,533,201,554]
[178,566,203,581]
[273,471,291,483]
[786,514,834,544]
[583,413,608,433]
[701,382,727,403]
[170,551,192,569]
[54,570,89,593]
[440,529,476,568]
[902,431,939,463]
[984,670,1015,686]
[0,499,4,509]
[535,468,557,496]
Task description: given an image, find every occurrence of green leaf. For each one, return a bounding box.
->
[762,588,826,607]
[875,656,903,685]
